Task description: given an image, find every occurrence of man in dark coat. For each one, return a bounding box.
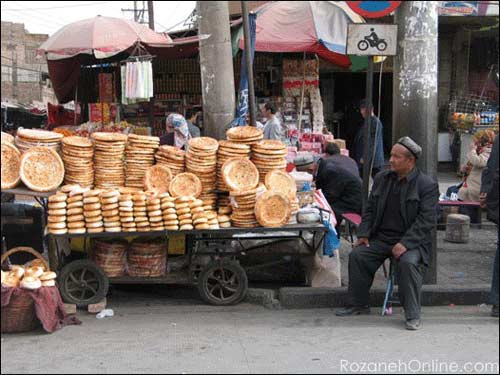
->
[480,134,499,318]
[316,142,362,236]
[336,137,439,331]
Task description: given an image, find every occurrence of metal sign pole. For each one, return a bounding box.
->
[241,1,256,127]
[362,56,374,207]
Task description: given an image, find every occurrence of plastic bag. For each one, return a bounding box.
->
[322,218,340,257]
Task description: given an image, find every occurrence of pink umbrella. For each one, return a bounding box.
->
[37,15,172,60]
[239,1,364,68]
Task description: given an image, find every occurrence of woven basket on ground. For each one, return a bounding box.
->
[1,247,49,333]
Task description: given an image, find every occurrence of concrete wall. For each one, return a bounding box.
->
[0,21,56,104]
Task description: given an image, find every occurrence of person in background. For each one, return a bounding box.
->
[353,99,385,179]
[262,102,287,142]
[458,129,495,202]
[185,108,201,138]
[160,113,191,149]
[315,142,362,237]
[317,142,359,180]
[336,137,439,331]
[480,134,499,318]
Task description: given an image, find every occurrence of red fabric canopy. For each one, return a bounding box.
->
[238,1,357,68]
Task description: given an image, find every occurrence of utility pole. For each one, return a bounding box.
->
[393,1,438,284]
[197,1,235,139]
[241,1,256,127]
[122,1,147,24]
[134,1,138,22]
[147,0,155,130]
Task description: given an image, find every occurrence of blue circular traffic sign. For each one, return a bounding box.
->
[347,1,402,18]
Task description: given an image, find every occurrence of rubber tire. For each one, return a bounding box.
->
[59,259,109,308]
[197,260,248,306]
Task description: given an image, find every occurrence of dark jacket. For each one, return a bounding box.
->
[317,154,359,180]
[357,168,439,265]
[481,135,499,224]
[159,132,175,146]
[353,115,385,169]
[316,161,362,216]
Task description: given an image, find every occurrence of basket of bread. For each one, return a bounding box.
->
[1,247,56,333]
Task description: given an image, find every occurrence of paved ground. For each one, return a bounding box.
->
[1,300,498,374]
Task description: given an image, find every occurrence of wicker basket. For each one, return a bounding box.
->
[1,247,49,333]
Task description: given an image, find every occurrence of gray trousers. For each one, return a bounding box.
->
[347,239,425,320]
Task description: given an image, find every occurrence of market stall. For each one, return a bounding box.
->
[1,126,337,307]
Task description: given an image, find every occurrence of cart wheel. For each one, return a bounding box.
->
[197,260,248,306]
[59,259,109,308]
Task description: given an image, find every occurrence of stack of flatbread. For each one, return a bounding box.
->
[155,146,185,177]
[217,196,232,217]
[255,191,292,228]
[65,186,87,234]
[92,239,128,277]
[252,140,288,183]
[161,194,178,231]
[264,170,299,224]
[83,189,104,233]
[1,141,21,190]
[186,137,219,197]
[91,132,127,189]
[47,192,68,235]
[100,189,121,233]
[229,185,266,229]
[15,128,63,154]
[20,146,65,192]
[61,136,94,188]
[119,193,136,232]
[217,214,231,229]
[125,134,159,189]
[128,238,167,277]
[216,141,251,191]
[226,126,264,146]
[175,196,194,231]
[132,191,150,232]
[190,199,208,230]
[147,196,164,232]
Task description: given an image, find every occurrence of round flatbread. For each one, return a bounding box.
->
[91,132,128,142]
[265,170,297,200]
[143,165,172,195]
[20,147,64,192]
[169,173,202,198]
[226,126,263,140]
[61,136,93,148]
[17,128,63,141]
[255,191,291,228]
[1,142,21,189]
[1,131,14,144]
[222,158,259,192]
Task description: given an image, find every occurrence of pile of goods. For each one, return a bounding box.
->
[251,140,288,183]
[61,136,94,188]
[155,146,186,176]
[101,189,122,233]
[1,260,57,290]
[216,141,251,191]
[91,132,128,189]
[128,238,167,277]
[125,134,160,189]
[1,141,21,190]
[14,128,63,154]
[84,189,104,234]
[226,126,264,145]
[91,239,128,277]
[265,170,300,224]
[186,137,219,210]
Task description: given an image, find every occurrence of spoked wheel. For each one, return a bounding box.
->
[59,259,109,308]
[197,260,248,306]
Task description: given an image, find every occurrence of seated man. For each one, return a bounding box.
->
[315,144,362,235]
[336,137,439,331]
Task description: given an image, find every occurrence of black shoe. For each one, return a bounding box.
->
[492,305,499,318]
[335,305,370,317]
[405,319,422,331]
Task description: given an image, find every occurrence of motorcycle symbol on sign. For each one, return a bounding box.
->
[357,28,388,52]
